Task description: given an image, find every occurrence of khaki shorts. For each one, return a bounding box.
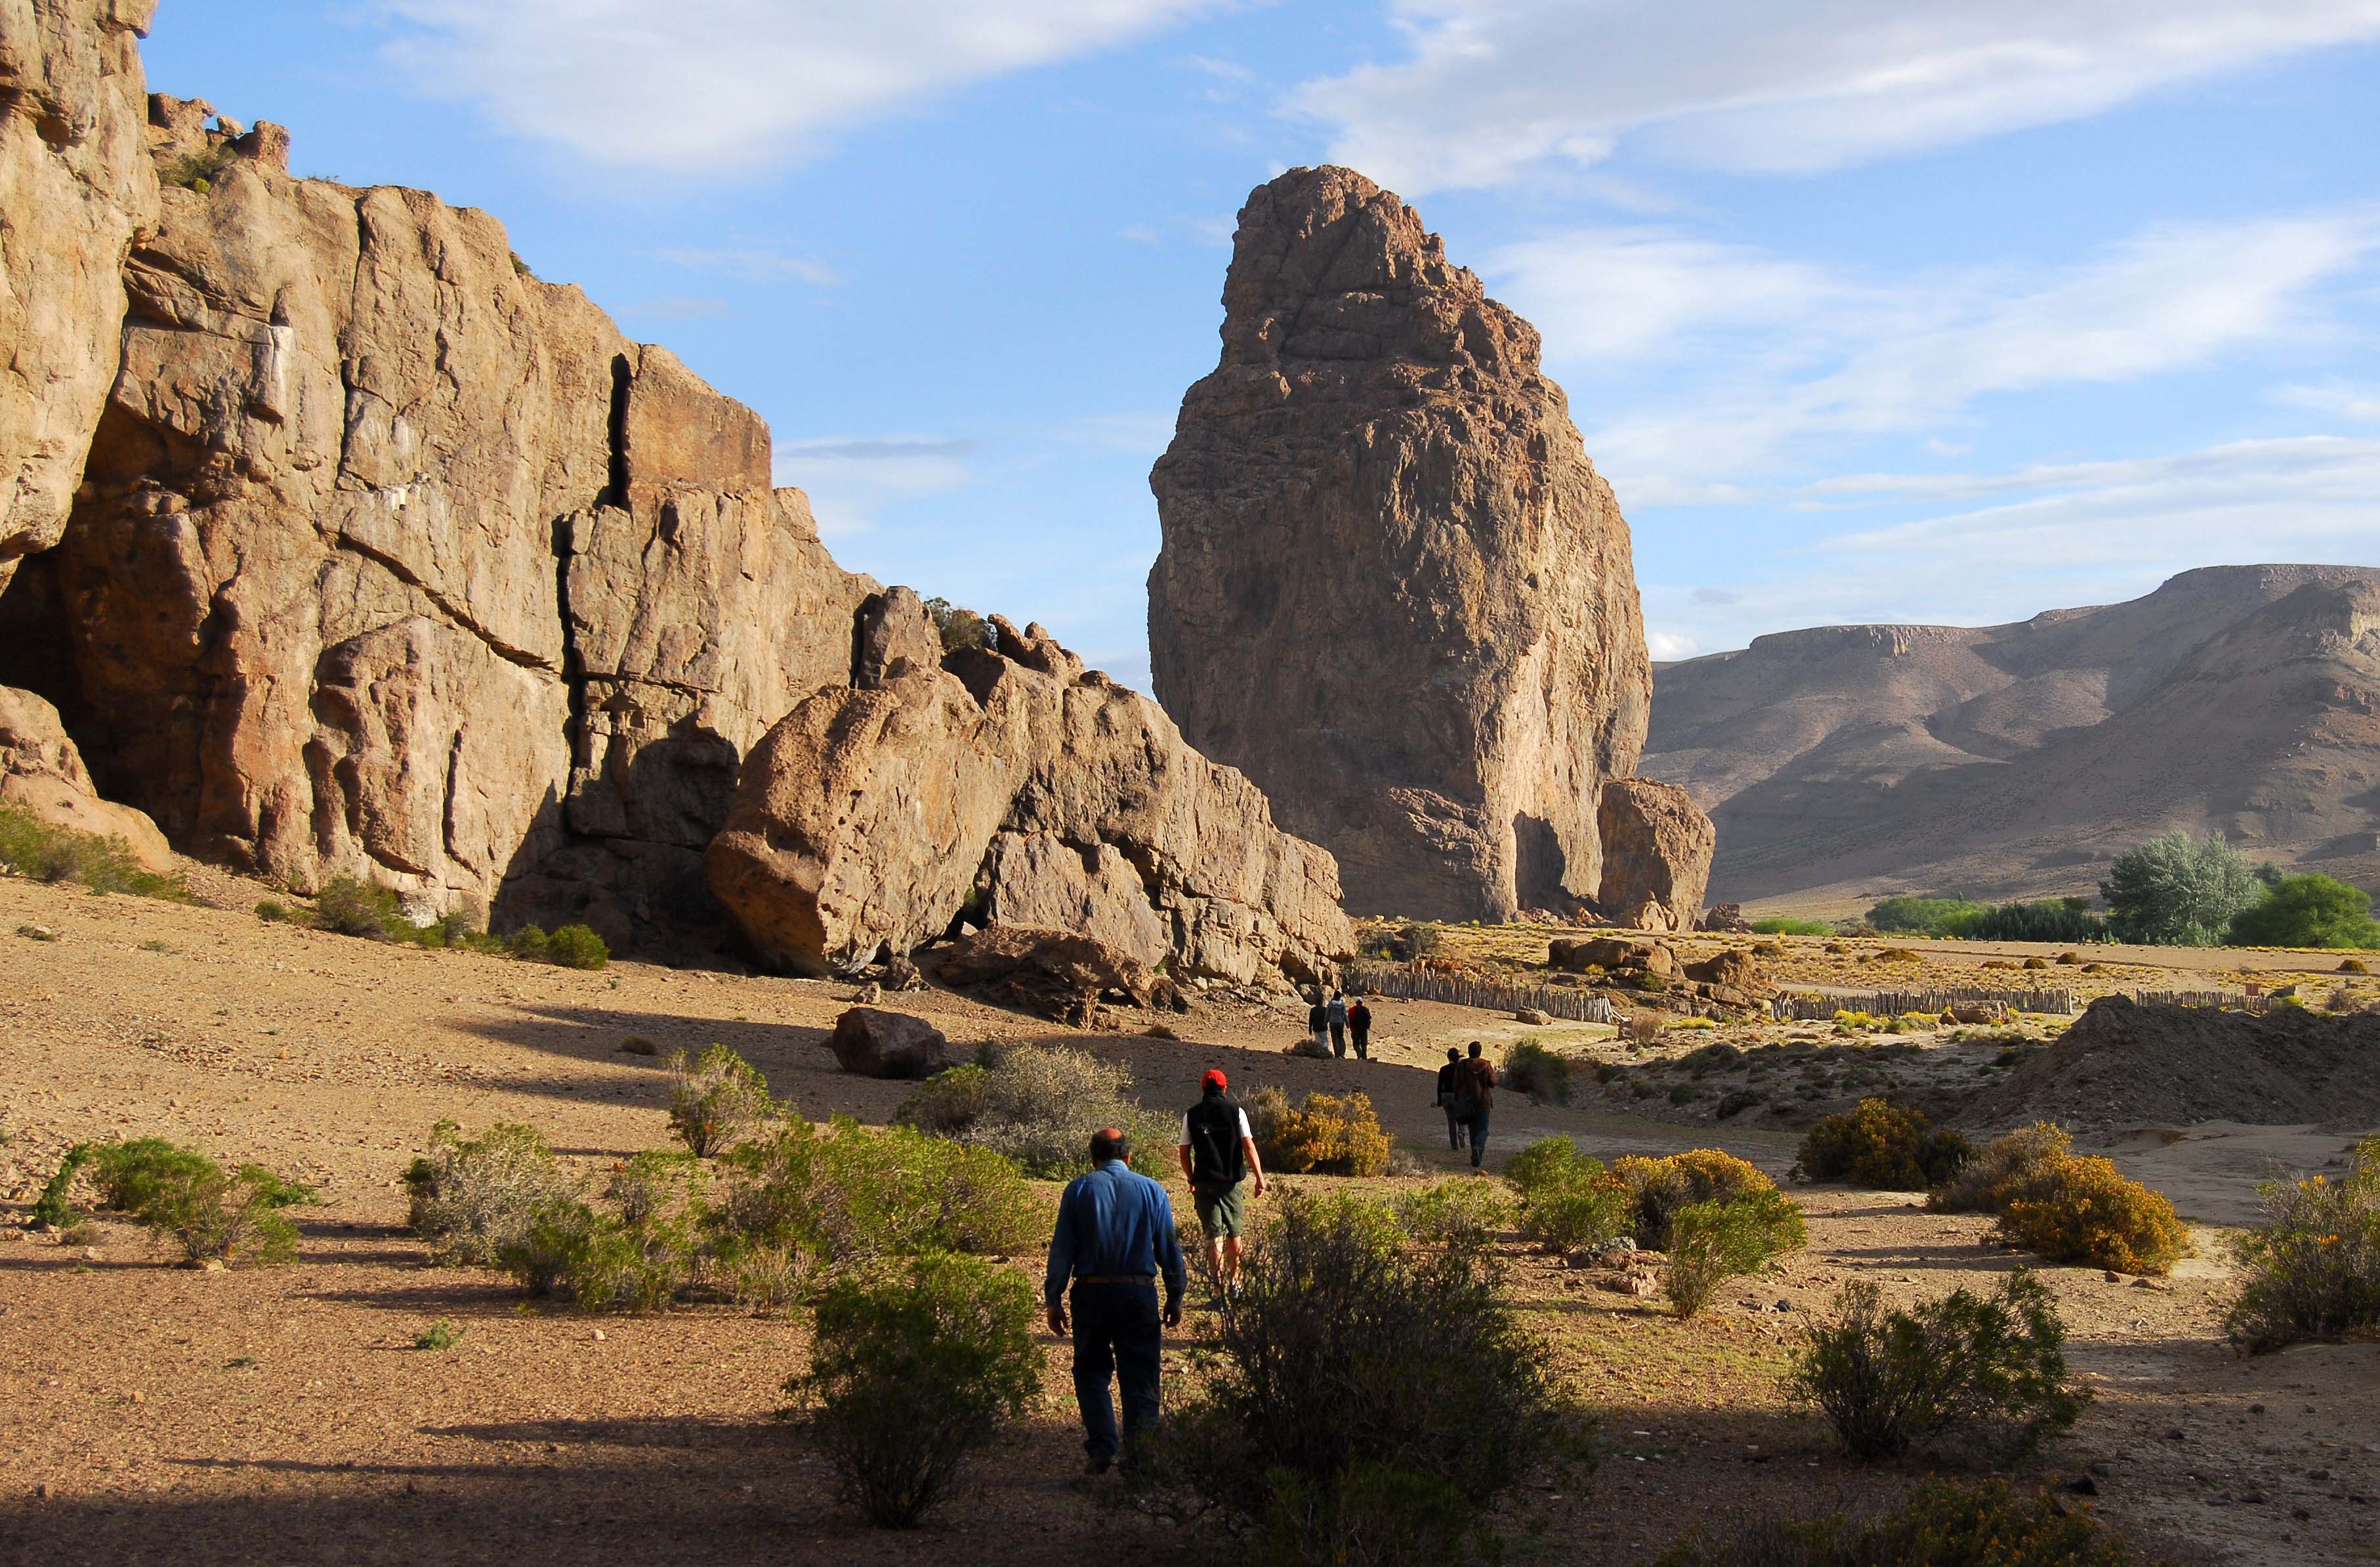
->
[1192,1179,1249,1239]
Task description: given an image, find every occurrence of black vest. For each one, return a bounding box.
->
[1184,1094,1246,1186]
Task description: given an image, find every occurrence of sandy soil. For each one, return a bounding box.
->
[7,877,2380,1566]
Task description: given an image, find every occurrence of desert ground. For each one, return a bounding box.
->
[6,875,2380,1566]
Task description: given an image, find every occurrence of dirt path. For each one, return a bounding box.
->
[5,875,2378,1565]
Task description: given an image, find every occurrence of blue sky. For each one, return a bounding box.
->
[143,2,2380,688]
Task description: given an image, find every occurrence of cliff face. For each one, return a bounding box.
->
[1642,565,2380,908]
[0,0,158,590]
[1148,166,1652,922]
[0,98,874,950]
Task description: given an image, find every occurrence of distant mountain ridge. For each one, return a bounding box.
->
[1640,565,2380,913]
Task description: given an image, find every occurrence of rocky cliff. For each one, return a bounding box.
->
[709,603,1354,986]
[0,0,157,591]
[0,92,874,951]
[1148,166,1652,923]
[1642,565,2380,909]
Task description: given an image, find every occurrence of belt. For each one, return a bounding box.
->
[1074,1275,1157,1286]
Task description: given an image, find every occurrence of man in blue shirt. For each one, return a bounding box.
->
[1045,1126,1187,1474]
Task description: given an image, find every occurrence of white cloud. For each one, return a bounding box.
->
[1646,629,1698,660]
[774,435,975,538]
[656,246,840,285]
[1487,209,2380,504]
[381,0,1220,172]
[1299,0,2380,194]
[2274,379,2380,423]
[1647,434,2380,653]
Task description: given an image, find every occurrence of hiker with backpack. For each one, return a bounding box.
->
[1347,995,1372,1060]
[1454,1040,1497,1168]
[1434,1045,1469,1150]
[1178,1068,1267,1292]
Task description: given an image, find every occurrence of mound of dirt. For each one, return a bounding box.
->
[1963,995,2380,1130]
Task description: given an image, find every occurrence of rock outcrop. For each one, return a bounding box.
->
[708,604,1354,989]
[0,682,170,867]
[1597,779,1715,932]
[1148,166,1652,923]
[0,98,873,951]
[0,0,158,592]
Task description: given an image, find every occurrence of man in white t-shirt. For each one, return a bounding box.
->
[1177,1068,1267,1290]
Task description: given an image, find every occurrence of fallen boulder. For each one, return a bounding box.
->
[1597,779,1716,932]
[825,1007,955,1079]
[925,925,1179,1027]
[0,685,172,870]
[1682,948,1767,992]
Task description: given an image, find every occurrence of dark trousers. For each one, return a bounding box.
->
[1351,1028,1369,1060]
[1442,1103,1467,1149]
[1329,1022,1347,1056]
[1071,1282,1162,1461]
[1466,1105,1492,1167]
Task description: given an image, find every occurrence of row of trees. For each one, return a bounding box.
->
[1867,831,2379,950]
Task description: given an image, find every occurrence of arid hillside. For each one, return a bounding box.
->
[1641,565,2380,913]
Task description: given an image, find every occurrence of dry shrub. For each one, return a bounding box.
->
[0,803,187,900]
[1500,1039,1573,1105]
[1928,1121,2071,1215]
[1616,1148,1793,1249]
[894,1045,1171,1178]
[1153,1192,1572,1564]
[1500,1138,1627,1253]
[1396,1179,1514,1249]
[1621,1013,1663,1045]
[1997,1156,2189,1276]
[1665,1196,1802,1318]
[1249,1088,1393,1176]
[2226,1136,2380,1353]
[789,1251,1042,1528]
[406,1119,579,1264]
[1789,1273,2085,1461]
[1795,1098,1974,1191]
[667,1043,776,1157]
[1652,1477,2154,1567]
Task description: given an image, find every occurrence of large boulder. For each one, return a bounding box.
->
[0,0,159,593]
[1597,779,1716,934]
[707,619,1356,990]
[0,682,169,867]
[825,1007,955,1079]
[0,96,874,952]
[926,925,1175,1027]
[1682,947,1766,993]
[1148,166,1652,923]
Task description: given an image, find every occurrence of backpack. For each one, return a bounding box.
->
[1184,1095,1247,1186]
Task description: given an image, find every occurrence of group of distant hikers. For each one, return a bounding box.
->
[1043,1045,1499,1474]
[1305,990,1373,1057]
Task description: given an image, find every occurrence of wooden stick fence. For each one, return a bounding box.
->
[1770,987,2076,1022]
[1343,964,1616,1024]
[2130,989,2273,1014]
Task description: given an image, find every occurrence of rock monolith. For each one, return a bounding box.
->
[1148,165,1652,922]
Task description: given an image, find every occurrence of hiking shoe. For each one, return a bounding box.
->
[1085,1455,1113,1477]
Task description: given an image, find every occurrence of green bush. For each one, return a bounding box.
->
[667,1043,776,1157]
[2101,830,2263,946]
[1652,1478,2156,1566]
[893,1045,1171,1179]
[1927,1121,2071,1215]
[922,596,996,656]
[29,1144,95,1228]
[1795,1098,1974,1190]
[118,1150,304,1266]
[1500,1038,1572,1106]
[1502,1135,1587,1200]
[1663,1192,1806,1316]
[1375,921,1443,963]
[161,143,238,191]
[1154,1193,1571,1562]
[789,1251,1041,1528]
[1996,1155,2190,1275]
[2228,873,2380,950]
[504,1198,700,1312]
[708,1118,1041,1307]
[1614,1149,1799,1251]
[405,1119,580,1265]
[1500,1139,1627,1254]
[1961,898,2109,944]
[313,875,405,938]
[1788,1273,2085,1461]
[412,1319,465,1352]
[1866,897,1988,936]
[2226,1135,2380,1353]
[1749,917,1831,936]
[1395,1179,1514,1249]
[505,924,553,961]
[541,923,610,969]
[0,803,187,900]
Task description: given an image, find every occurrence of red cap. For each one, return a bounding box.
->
[1202,1068,1228,1091]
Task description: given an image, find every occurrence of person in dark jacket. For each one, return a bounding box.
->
[1455,1040,1498,1168]
[1046,1127,1187,1474]
[1326,992,1349,1056]
[1177,1068,1267,1291]
[1347,997,1373,1060]
[1434,1046,1468,1150]
[1306,995,1329,1053]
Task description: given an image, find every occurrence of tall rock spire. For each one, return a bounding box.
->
[1149,166,1653,921]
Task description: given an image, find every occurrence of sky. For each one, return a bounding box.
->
[142,2,2380,686]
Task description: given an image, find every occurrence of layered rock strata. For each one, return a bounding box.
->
[1149,165,1652,923]
[708,606,1354,988]
[0,0,159,591]
[0,97,873,950]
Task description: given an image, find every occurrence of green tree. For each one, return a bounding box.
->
[2228,873,2380,950]
[2098,831,2263,946]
